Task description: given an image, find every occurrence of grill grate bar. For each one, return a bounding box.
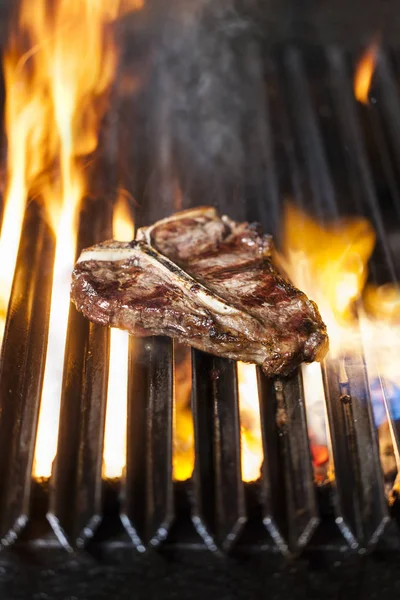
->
[344,355,389,544]
[258,370,318,555]
[0,42,399,557]
[375,52,400,214]
[380,375,400,504]
[0,202,54,547]
[47,197,112,549]
[265,61,307,211]
[327,47,398,281]
[322,360,362,548]
[361,95,400,222]
[191,352,246,552]
[321,356,389,549]
[190,350,218,551]
[247,61,280,236]
[123,336,174,549]
[271,48,346,552]
[283,47,338,222]
[277,44,392,550]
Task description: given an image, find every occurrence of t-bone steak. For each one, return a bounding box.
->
[71,206,328,376]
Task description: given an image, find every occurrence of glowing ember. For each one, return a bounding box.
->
[301,362,330,480]
[103,195,134,479]
[354,40,379,105]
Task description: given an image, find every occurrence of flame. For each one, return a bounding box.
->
[311,444,329,467]
[354,41,379,105]
[364,283,400,323]
[279,202,400,483]
[173,344,194,481]
[278,204,375,355]
[172,355,264,482]
[103,194,134,479]
[278,204,375,476]
[301,362,330,479]
[0,0,142,479]
[175,202,379,485]
[237,362,263,482]
[173,407,195,481]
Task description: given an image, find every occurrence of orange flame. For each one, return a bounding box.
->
[173,357,264,483]
[279,202,400,482]
[354,41,379,105]
[0,0,143,478]
[173,344,194,481]
[364,283,400,323]
[103,194,135,479]
[278,205,376,455]
[278,204,375,355]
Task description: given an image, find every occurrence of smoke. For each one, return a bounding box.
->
[118,0,270,222]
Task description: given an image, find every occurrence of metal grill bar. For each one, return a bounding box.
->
[274,46,362,551]
[246,60,280,236]
[345,355,389,543]
[122,336,174,549]
[374,53,400,195]
[0,44,399,559]
[283,47,338,222]
[322,361,360,548]
[360,96,400,222]
[327,47,398,281]
[322,358,389,549]
[0,202,54,545]
[47,198,112,548]
[258,370,317,555]
[191,352,245,552]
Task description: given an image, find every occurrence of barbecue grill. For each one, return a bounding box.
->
[1,0,400,598]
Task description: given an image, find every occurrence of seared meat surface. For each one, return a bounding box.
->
[71,207,328,376]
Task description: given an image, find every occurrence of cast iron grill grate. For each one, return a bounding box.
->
[0,43,399,561]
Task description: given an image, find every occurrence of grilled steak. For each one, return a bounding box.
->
[71,207,328,376]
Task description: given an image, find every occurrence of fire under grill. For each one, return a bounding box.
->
[2,39,400,579]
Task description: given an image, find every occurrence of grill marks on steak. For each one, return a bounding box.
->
[71,207,329,376]
[72,241,272,362]
[137,207,329,374]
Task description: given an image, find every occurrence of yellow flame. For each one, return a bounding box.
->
[354,41,379,105]
[278,203,375,355]
[279,202,400,483]
[0,17,55,341]
[102,194,135,480]
[238,362,263,482]
[359,284,400,385]
[173,344,194,481]
[173,408,195,482]
[364,283,400,323]
[2,0,143,479]
[172,354,264,482]
[113,191,135,241]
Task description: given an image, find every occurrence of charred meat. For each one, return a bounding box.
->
[71,207,328,376]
